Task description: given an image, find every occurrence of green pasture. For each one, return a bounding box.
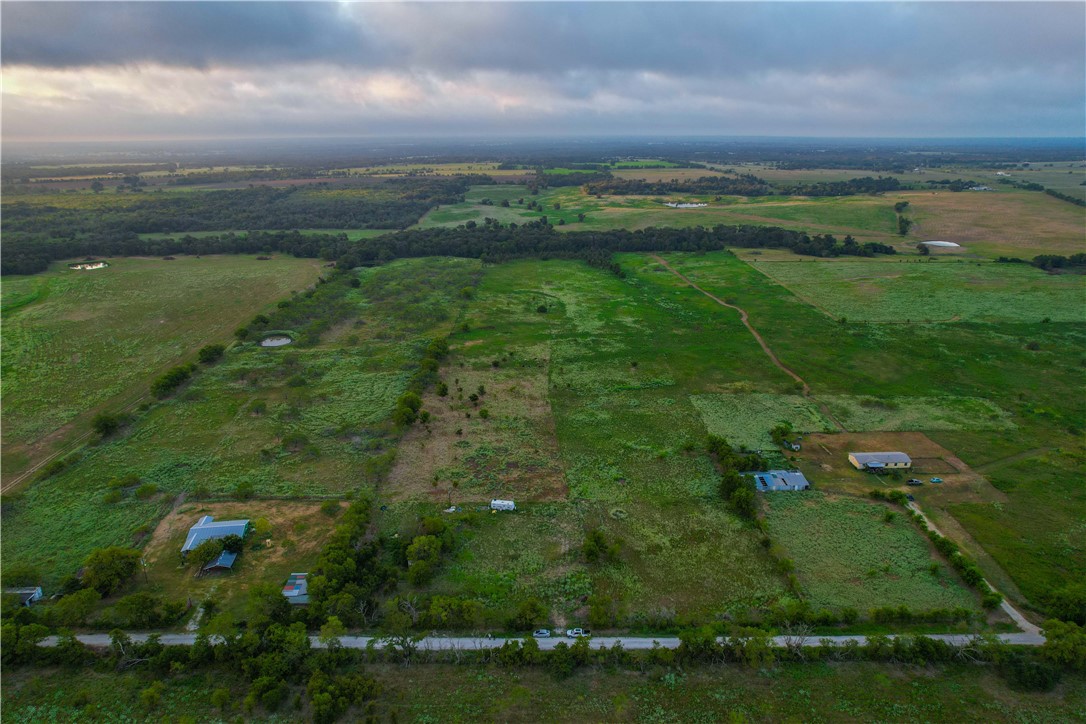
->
[751,259,1086,323]
[765,492,979,612]
[386,258,793,618]
[5,661,1083,723]
[0,257,481,587]
[0,256,321,477]
[645,250,1086,600]
[691,393,1013,451]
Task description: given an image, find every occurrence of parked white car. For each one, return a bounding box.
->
[565,628,591,638]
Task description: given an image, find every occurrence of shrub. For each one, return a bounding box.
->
[198,344,226,364]
[134,483,159,500]
[321,500,341,517]
[151,363,196,398]
[91,412,123,437]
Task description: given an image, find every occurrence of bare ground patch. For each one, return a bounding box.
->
[796,431,1006,506]
[384,358,567,503]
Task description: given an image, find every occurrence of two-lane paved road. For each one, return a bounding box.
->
[41,631,1045,651]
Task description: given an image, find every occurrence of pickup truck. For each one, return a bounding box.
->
[565,628,591,638]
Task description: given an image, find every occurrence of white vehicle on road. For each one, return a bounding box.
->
[565,628,591,638]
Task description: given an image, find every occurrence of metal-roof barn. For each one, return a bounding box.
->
[848,452,912,470]
[181,515,250,554]
[746,470,811,492]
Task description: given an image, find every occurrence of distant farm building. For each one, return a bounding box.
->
[181,516,250,557]
[490,499,516,511]
[4,587,43,607]
[282,573,310,605]
[746,470,811,492]
[848,452,912,471]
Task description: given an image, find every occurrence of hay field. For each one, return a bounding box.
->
[749,259,1085,323]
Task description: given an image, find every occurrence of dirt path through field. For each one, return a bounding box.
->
[650,254,846,432]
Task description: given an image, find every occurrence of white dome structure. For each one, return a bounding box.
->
[919,241,961,247]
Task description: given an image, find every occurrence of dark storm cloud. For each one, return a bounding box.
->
[4,2,1082,80]
[2,2,1082,139]
[0,2,376,68]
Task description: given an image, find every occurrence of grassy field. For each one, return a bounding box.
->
[765,492,978,612]
[4,662,1084,722]
[382,258,793,622]
[416,181,1083,258]
[0,256,321,481]
[641,251,1086,609]
[749,258,1086,323]
[0,257,482,588]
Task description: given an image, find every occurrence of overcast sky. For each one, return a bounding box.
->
[2,2,1083,141]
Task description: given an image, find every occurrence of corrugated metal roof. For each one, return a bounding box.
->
[182,516,250,553]
[202,550,238,571]
[747,470,811,491]
[849,452,911,465]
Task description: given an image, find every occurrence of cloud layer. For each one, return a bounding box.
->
[3,2,1083,140]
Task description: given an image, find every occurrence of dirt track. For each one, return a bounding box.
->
[650,255,845,431]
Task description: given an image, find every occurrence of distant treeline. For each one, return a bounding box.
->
[998,253,1086,272]
[584,174,774,197]
[2,219,901,276]
[335,224,896,267]
[777,176,904,197]
[1045,188,1086,207]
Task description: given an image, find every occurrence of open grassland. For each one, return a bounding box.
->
[765,492,979,612]
[0,256,321,480]
[750,258,1085,323]
[417,181,1082,258]
[0,257,482,587]
[942,446,1086,609]
[908,188,1085,257]
[385,258,792,619]
[140,499,343,619]
[693,393,1013,452]
[642,251,1086,607]
[5,662,1084,723]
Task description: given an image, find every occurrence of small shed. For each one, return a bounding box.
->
[848,452,912,471]
[4,587,43,607]
[202,550,239,573]
[490,499,516,512]
[282,573,309,605]
[747,470,811,492]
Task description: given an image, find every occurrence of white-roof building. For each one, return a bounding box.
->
[848,452,912,470]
